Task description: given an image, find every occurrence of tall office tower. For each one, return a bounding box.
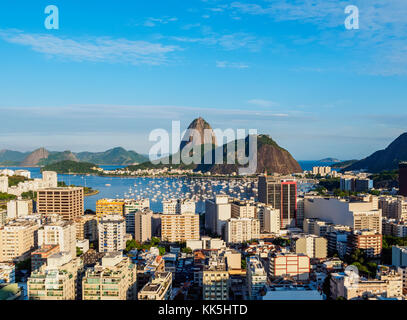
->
[205,195,231,236]
[225,218,260,243]
[163,199,196,215]
[399,162,407,197]
[7,199,33,219]
[134,209,153,243]
[0,220,39,262]
[98,215,126,253]
[96,199,125,220]
[246,255,267,300]
[42,171,58,188]
[37,187,84,221]
[82,252,137,300]
[258,175,297,228]
[0,176,8,193]
[161,212,200,242]
[38,220,77,259]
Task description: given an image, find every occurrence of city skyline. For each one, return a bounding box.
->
[1,0,407,160]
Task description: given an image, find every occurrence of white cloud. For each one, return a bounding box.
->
[216,60,249,69]
[143,17,178,27]
[248,99,279,107]
[0,29,180,65]
[170,32,262,51]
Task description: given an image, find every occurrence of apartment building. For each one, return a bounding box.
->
[38,220,77,259]
[202,252,230,300]
[392,246,407,267]
[27,253,82,300]
[98,215,126,253]
[7,199,33,219]
[246,255,267,300]
[262,206,280,234]
[225,218,260,243]
[134,209,153,243]
[37,187,84,221]
[205,195,231,236]
[231,200,257,219]
[330,267,402,300]
[162,199,196,215]
[96,199,125,220]
[82,252,137,300]
[291,234,327,259]
[347,229,382,258]
[268,253,310,281]
[0,220,39,262]
[379,196,407,221]
[138,271,172,300]
[161,212,200,242]
[124,198,150,214]
[31,244,60,271]
[74,214,98,241]
[312,166,331,176]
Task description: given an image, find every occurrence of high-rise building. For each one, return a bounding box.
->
[38,220,77,259]
[231,200,257,219]
[392,246,407,267]
[291,234,327,259]
[202,252,229,300]
[74,214,98,242]
[399,162,407,197]
[262,206,280,234]
[258,175,297,229]
[225,218,260,243]
[161,212,200,242]
[96,199,125,220]
[347,229,382,258]
[42,171,58,188]
[134,209,153,243]
[37,187,84,221]
[162,199,196,215]
[98,215,126,253]
[138,272,172,300]
[7,200,33,219]
[27,252,82,300]
[124,198,150,214]
[205,195,231,236]
[246,255,267,300]
[0,220,39,262]
[31,244,60,271]
[0,176,8,193]
[82,252,137,300]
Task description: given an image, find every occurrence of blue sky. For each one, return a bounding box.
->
[0,0,406,160]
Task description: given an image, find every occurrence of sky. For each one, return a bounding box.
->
[0,0,406,160]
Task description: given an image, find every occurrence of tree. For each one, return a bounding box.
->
[181,247,192,254]
[158,247,166,256]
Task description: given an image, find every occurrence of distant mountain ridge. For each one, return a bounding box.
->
[346,132,407,173]
[319,157,341,163]
[0,147,148,166]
